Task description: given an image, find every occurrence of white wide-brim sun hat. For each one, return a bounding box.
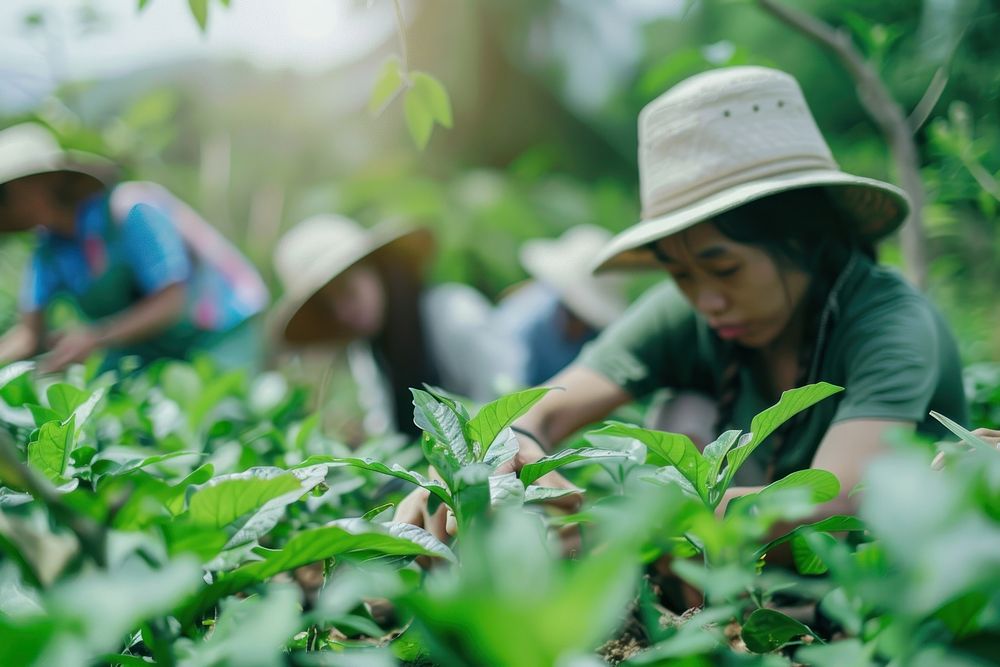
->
[593,66,911,272]
[0,123,111,232]
[271,214,433,345]
[520,224,628,330]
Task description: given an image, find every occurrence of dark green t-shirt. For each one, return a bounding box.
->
[579,253,968,481]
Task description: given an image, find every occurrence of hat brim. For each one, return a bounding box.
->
[0,166,110,233]
[593,169,910,272]
[270,224,434,345]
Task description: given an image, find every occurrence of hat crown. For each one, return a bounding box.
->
[273,215,370,296]
[0,123,63,184]
[639,66,837,221]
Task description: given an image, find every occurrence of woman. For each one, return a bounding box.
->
[272,214,458,438]
[396,65,993,535]
[0,123,268,374]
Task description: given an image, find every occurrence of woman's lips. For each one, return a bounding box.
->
[714,324,749,341]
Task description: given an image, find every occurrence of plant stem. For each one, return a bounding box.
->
[392,0,409,72]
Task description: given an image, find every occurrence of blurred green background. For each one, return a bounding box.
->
[1,0,998,364]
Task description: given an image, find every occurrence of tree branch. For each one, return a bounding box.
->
[756,0,929,288]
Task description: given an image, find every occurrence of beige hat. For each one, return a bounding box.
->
[520,225,628,330]
[0,123,110,232]
[271,214,433,344]
[594,66,910,271]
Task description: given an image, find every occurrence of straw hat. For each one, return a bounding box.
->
[271,214,433,344]
[520,225,628,330]
[0,123,110,232]
[593,66,911,271]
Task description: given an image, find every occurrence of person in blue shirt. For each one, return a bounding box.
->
[0,123,268,373]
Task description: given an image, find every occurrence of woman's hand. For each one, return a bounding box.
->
[932,428,1000,470]
[39,327,99,373]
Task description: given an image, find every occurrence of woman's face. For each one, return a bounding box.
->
[318,263,386,341]
[653,221,810,349]
[0,175,63,233]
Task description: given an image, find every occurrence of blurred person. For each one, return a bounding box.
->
[395,67,979,544]
[0,123,268,374]
[272,214,474,438]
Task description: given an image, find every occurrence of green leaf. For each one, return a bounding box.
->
[180,522,452,625]
[741,608,817,653]
[362,502,395,521]
[404,88,434,150]
[188,0,208,31]
[45,383,87,418]
[369,57,404,114]
[728,469,841,515]
[453,463,492,530]
[410,72,452,127]
[26,404,60,426]
[137,0,153,9]
[26,416,74,483]
[468,388,551,454]
[189,473,303,529]
[482,427,519,470]
[412,388,471,468]
[792,532,835,575]
[721,383,843,490]
[930,410,999,454]
[594,422,706,497]
[327,457,452,509]
[519,447,627,486]
[489,472,525,507]
[702,429,743,490]
[524,485,580,503]
[753,515,866,562]
[0,361,34,397]
[796,639,873,667]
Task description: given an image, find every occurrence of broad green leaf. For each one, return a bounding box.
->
[26,404,59,426]
[702,429,743,491]
[796,639,873,667]
[412,388,471,468]
[489,472,525,507]
[468,387,551,454]
[26,416,74,483]
[327,457,452,509]
[934,590,990,638]
[181,522,452,625]
[792,532,837,575]
[410,72,452,127]
[930,410,998,454]
[383,522,456,563]
[362,502,396,521]
[728,469,840,515]
[482,427,519,470]
[721,383,843,490]
[189,473,303,529]
[741,608,817,653]
[519,447,628,486]
[0,361,34,396]
[524,485,580,503]
[594,422,705,495]
[369,57,404,114]
[45,383,87,418]
[165,463,214,515]
[642,465,701,501]
[137,0,152,9]
[188,0,208,30]
[453,463,492,530]
[753,515,866,561]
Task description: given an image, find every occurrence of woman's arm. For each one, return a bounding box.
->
[39,283,186,372]
[0,311,44,363]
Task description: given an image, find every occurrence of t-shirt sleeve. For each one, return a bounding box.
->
[119,203,192,294]
[577,281,700,399]
[18,250,60,313]
[832,298,941,425]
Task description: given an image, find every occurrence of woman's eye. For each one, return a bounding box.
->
[714,266,740,278]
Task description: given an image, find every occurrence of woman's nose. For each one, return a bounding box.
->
[695,287,727,316]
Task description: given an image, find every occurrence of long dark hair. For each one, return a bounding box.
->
[368,249,440,437]
[693,187,870,478]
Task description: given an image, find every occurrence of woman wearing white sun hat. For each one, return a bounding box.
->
[0,123,268,374]
[395,65,979,536]
[272,214,502,437]
[490,224,629,388]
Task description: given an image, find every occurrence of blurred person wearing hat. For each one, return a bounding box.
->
[273,214,479,438]
[0,123,268,374]
[395,66,974,540]
[489,224,629,389]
